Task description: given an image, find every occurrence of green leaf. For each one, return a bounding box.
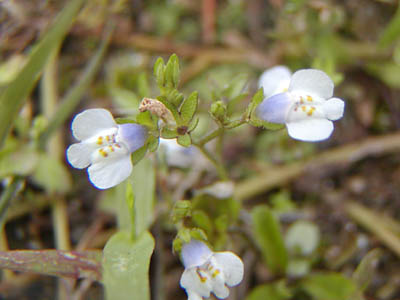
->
[180,91,198,124]
[192,210,213,236]
[154,57,165,89]
[246,282,292,300]
[177,134,191,147]
[222,73,248,100]
[0,0,85,148]
[0,147,39,177]
[0,250,102,280]
[379,5,400,47]
[126,183,136,239]
[136,111,157,130]
[32,154,72,193]
[147,135,159,152]
[302,273,357,300]
[248,88,264,115]
[165,54,180,89]
[137,72,150,99]
[130,158,155,236]
[252,205,288,274]
[161,128,178,139]
[131,145,148,166]
[352,248,382,292]
[102,231,155,300]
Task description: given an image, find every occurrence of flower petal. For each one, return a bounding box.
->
[256,93,293,124]
[187,291,204,300]
[66,142,92,169]
[182,240,213,269]
[213,252,244,287]
[322,97,345,121]
[117,124,147,153]
[258,66,292,98]
[180,268,212,298]
[71,109,117,141]
[289,69,334,99]
[87,154,132,189]
[286,118,334,142]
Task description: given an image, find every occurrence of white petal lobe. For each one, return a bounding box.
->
[322,97,345,121]
[286,119,334,142]
[289,69,334,99]
[258,66,292,98]
[87,154,133,189]
[71,109,117,141]
[213,252,244,286]
[180,268,212,298]
[66,143,92,169]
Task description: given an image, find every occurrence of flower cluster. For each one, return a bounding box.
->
[180,240,244,300]
[257,67,345,142]
[66,109,147,189]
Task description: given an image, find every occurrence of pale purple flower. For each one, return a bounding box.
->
[66,109,147,189]
[180,240,244,300]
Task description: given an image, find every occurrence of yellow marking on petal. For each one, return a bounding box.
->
[282,87,288,92]
[307,107,316,116]
[99,149,108,157]
[115,143,121,148]
[307,95,313,102]
[301,106,306,112]
[106,135,111,142]
[97,136,103,145]
[108,145,115,152]
[196,269,207,283]
[300,96,305,104]
[212,269,220,278]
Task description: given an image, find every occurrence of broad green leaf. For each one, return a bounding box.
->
[252,205,288,274]
[180,91,198,124]
[352,248,382,291]
[246,282,292,300]
[302,273,357,300]
[177,134,191,147]
[192,210,213,236]
[126,183,136,239]
[0,249,101,280]
[103,231,155,300]
[32,154,72,193]
[0,0,86,147]
[130,158,155,236]
[38,24,112,148]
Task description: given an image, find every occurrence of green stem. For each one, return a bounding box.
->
[0,177,23,229]
[197,116,246,146]
[194,143,228,180]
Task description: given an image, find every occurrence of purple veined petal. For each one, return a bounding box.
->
[289,69,334,99]
[258,66,292,98]
[117,123,147,153]
[87,154,133,189]
[181,240,213,269]
[322,97,345,121]
[71,109,117,141]
[286,118,334,142]
[255,93,293,124]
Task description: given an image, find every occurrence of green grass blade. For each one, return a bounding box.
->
[38,23,114,149]
[0,0,86,147]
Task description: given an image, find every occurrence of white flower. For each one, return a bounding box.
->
[66,108,147,189]
[256,69,345,142]
[159,138,199,168]
[258,65,292,98]
[180,240,244,300]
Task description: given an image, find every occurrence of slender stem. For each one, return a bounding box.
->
[194,143,228,180]
[0,177,23,229]
[197,117,247,146]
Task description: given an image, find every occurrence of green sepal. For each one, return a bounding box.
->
[248,117,285,130]
[188,117,200,133]
[156,95,181,124]
[177,134,191,147]
[210,101,228,124]
[115,117,137,124]
[192,210,213,236]
[247,88,264,117]
[171,200,192,224]
[180,91,198,124]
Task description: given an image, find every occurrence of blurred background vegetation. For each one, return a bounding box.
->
[1,0,400,299]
